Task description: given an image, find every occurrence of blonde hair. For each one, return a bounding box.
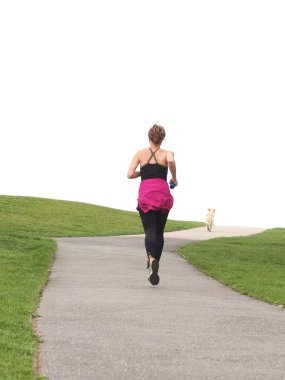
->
[148,123,166,145]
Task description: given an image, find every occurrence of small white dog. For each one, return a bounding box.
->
[206,208,215,232]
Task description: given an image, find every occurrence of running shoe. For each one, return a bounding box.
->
[148,258,159,285]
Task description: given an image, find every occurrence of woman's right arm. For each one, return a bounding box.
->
[167,151,178,186]
[127,151,141,179]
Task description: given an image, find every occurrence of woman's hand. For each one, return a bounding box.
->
[169,178,178,186]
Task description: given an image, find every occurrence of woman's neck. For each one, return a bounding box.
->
[149,141,161,150]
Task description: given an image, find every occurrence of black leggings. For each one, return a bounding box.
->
[138,206,169,262]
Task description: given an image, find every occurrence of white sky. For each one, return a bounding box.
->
[1,1,284,228]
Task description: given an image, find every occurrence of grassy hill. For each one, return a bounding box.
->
[179,228,285,307]
[0,195,204,379]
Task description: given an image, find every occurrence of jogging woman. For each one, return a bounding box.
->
[127,124,178,285]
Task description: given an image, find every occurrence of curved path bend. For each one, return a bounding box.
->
[37,226,285,380]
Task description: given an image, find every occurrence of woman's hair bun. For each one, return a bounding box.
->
[148,123,166,144]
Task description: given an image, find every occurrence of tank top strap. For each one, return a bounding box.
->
[147,148,160,164]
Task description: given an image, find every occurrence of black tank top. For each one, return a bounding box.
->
[140,148,168,181]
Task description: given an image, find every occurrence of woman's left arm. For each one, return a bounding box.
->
[127,151,141,179]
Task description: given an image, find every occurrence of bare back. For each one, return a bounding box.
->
[127,145,177,185]
[138,148,168,168]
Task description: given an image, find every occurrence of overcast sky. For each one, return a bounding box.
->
[1,1,284,228]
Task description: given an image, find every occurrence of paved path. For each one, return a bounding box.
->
[36,226,285,380]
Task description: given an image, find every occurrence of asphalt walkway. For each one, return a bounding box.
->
[36,226,285,380]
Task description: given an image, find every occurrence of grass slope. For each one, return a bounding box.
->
[0,195,203,379]
[179,228,285,306]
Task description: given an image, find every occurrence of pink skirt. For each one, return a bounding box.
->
[137,178,174,213]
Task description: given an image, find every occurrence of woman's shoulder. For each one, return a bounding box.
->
[135,148,150,162]
[160,148,174,153]
[159,148,174,157]
[138,147,150,153]
[138,147,160,155]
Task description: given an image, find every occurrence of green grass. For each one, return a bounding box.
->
[0,195,203,379]
[179,228,285,306]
